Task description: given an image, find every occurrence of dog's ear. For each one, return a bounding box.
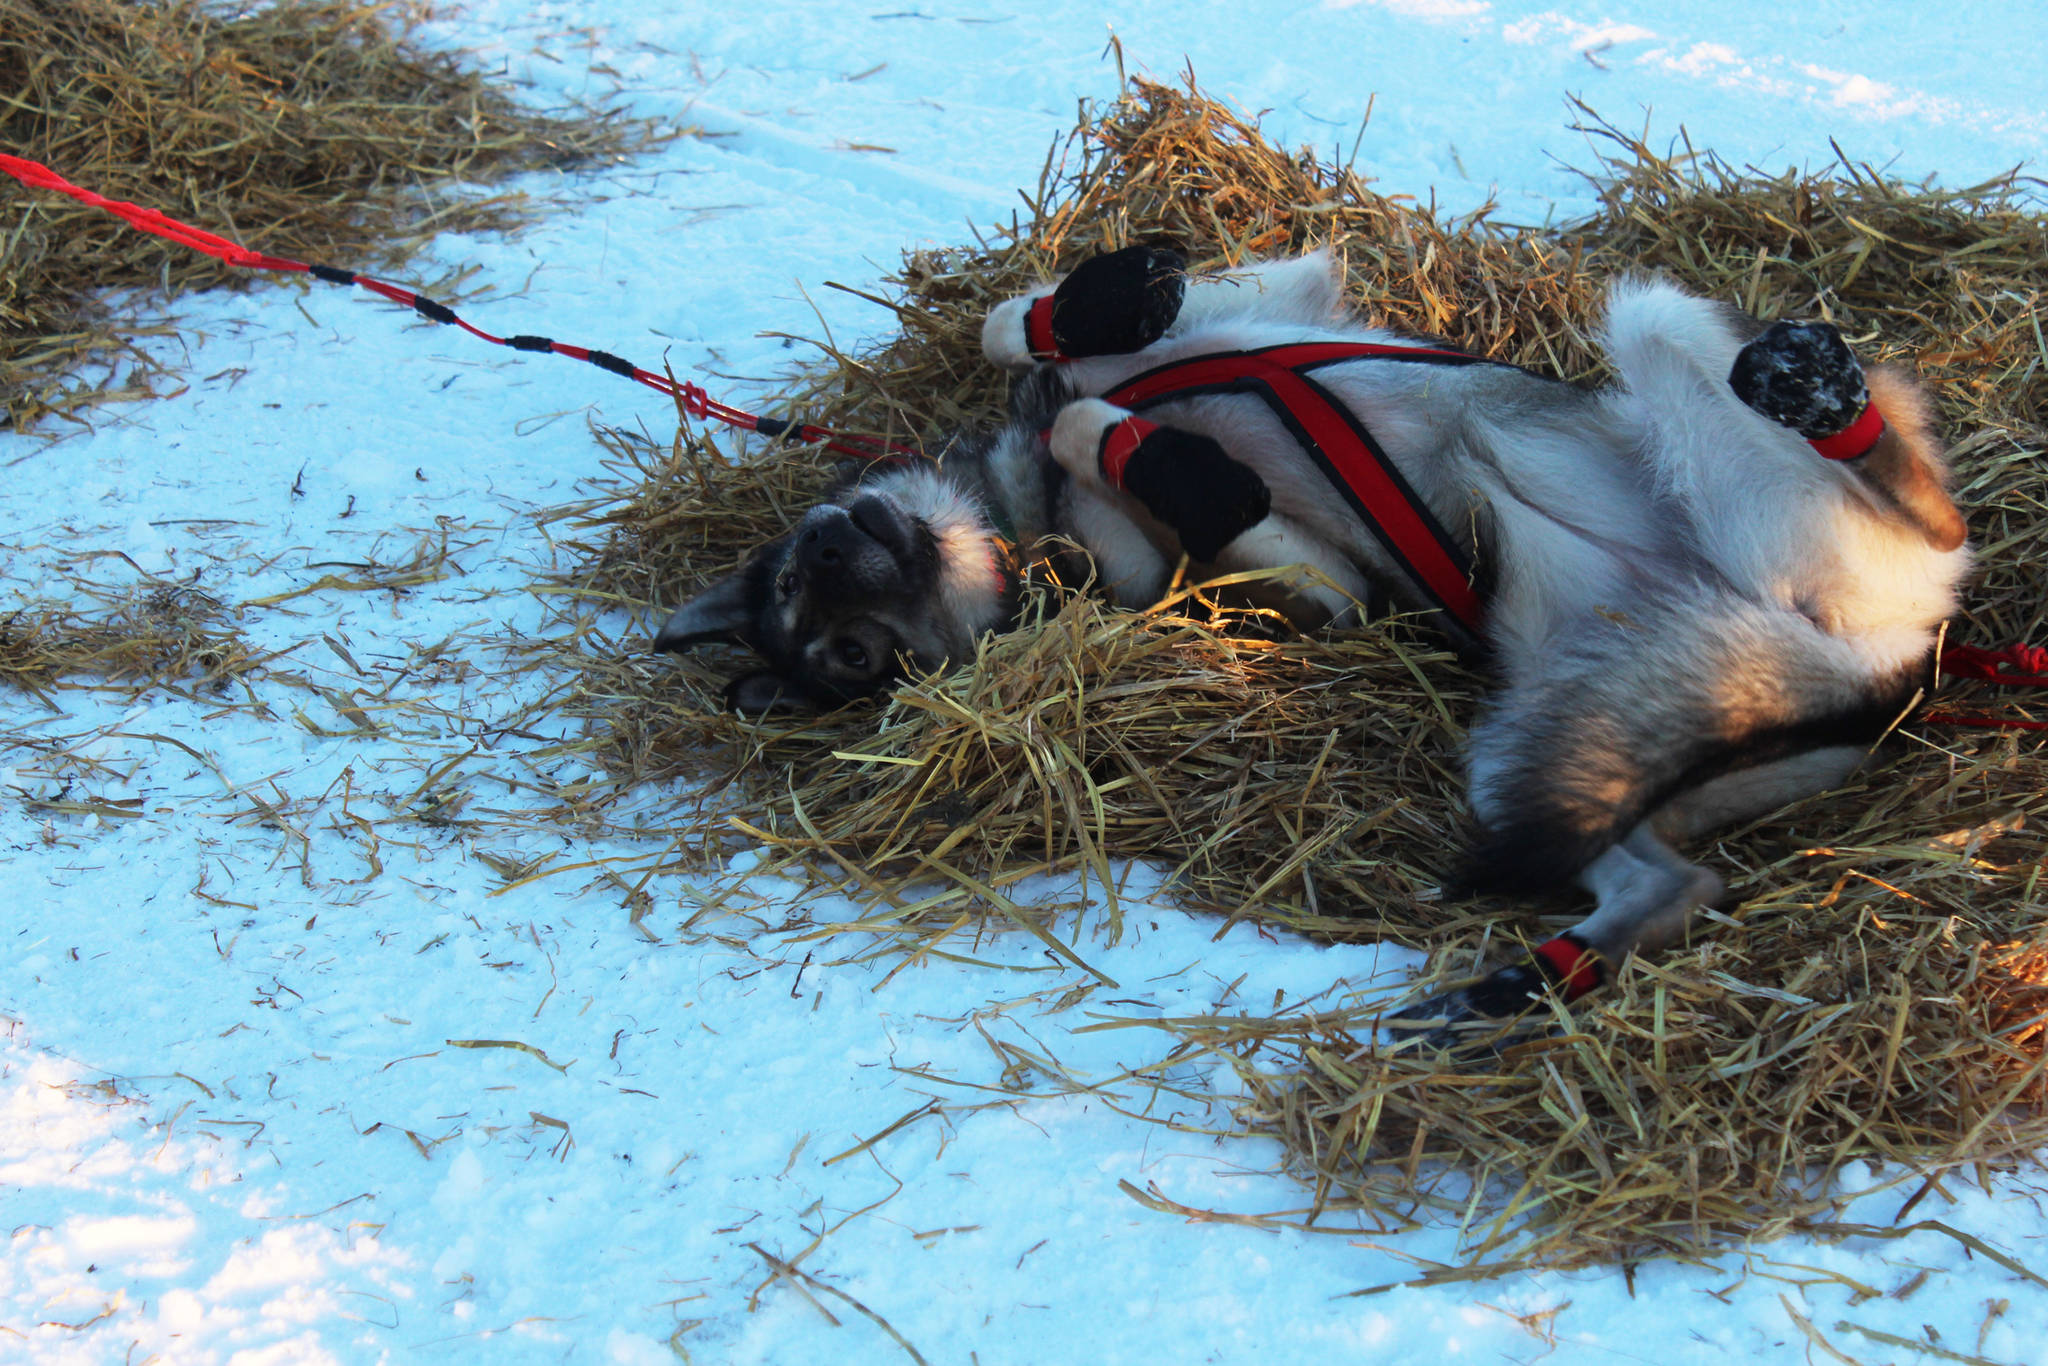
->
[724,671,811,714]
[652,572,756,653]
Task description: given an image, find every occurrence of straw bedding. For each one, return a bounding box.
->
[0,578,263,702]
[548,79,2048,1267]
[1,0,670,431]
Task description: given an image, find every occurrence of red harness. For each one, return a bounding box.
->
[1102,341,1499,634]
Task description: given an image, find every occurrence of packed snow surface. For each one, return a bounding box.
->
[5,2,2046,1362]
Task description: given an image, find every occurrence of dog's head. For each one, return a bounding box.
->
[653,464,1019,712]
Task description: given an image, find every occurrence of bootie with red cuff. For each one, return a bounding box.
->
[1091,413,1270,562]
[1382,932,1605,1048]
[1728,319,1887,460]
[985,244,1188,368]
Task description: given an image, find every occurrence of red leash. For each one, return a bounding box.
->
[1928,643,2048,731]
[0,151,921,464]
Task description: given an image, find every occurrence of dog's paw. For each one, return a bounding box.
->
[1382,935,1603,1051]
[1116,425,1270,561]
[1729,320,1871,440]
[1045,244,1187,359]
[1380,972,1548,1054]
[1386,960,1545,1033]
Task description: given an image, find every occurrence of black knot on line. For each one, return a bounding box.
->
[411,296,457,325]
[586,350,636,377]
[507,335,555,353]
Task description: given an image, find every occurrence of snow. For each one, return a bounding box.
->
[5,1,2047,1361]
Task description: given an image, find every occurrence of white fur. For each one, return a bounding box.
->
[875,464,1013,643]
[982,283,1056,371]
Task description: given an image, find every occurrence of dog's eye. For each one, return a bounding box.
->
[835,640,869,671]
[777,572,799,599]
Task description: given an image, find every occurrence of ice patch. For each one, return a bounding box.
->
[1664,41,1740,76]
[437,1148,489,1206]
[1502,16,1656,47]
[1803,64,1934,119]
[66,1211,196,1259]
[1323,0,1491,17]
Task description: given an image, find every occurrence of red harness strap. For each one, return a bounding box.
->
[1103,342,1495,634]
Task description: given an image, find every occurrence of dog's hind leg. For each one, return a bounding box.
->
[1544,743,1864,975]
[1390,742,1868,1038]
[1727,321,1966,552]
[1385,826,1718,1043]
[1569,826,1723,963]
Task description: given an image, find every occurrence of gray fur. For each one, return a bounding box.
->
[652,375,1080,710]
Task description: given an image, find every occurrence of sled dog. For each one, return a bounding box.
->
[654,247,1969,1022]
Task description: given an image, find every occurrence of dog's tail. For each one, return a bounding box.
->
[1456,595,1920,895]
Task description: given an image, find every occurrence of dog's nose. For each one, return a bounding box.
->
[799,525,843,566]
[793,507,863,576]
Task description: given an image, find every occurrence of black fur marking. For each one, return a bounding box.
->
[1456,673,1918,896]
[1728,320,1869,439]
[1049,245,1187,359]
[1006,364,1075,430]
[1456,959,1553,1018]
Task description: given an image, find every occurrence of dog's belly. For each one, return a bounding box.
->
[1126,373,1689,644]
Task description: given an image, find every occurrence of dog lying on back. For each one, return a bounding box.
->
[656,248,1968,1025]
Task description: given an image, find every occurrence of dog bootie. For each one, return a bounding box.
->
[1026,245,1186,362]
[1460,933,1605,1015]
[1097,415,1269,561]
[1384,932,1605,1047]
[1729,320,1886,459]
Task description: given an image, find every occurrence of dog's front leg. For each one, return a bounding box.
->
[1047,399,1271,560]
[983,247,1346,371]
[1048,399,1368,620]
[982,245,1187,370]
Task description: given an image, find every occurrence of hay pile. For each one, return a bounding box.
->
[1,577,264,701]
[551,80,2048,1267]
[1,0,672,431]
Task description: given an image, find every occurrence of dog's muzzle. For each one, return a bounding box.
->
[792,499,923,598]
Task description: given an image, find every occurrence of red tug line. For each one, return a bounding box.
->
[6,151,2045,728]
